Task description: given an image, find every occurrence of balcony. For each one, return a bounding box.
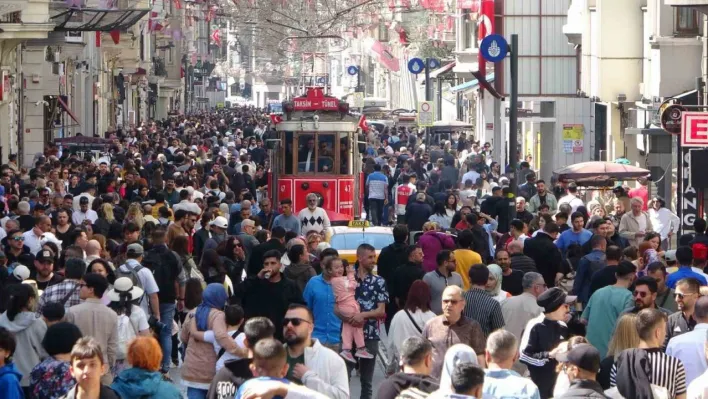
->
[665,0,708,14]
[0,0,54,41]
[0,11,20,23]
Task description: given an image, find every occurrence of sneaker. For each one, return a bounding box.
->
[340,350,356,363]
[161,371,173,382]
[355,348,375,359]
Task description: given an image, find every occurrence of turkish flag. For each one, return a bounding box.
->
[358,115,368,132]
[109,30,120,45]
[270,114,283,125]
[211,29,221,46]
[173,0,181,9]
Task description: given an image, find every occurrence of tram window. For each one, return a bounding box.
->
[329,233,395,250]
[284,132,294,175]
[317,134,335,174]
[298,134,316,173]
[339,133,350,175]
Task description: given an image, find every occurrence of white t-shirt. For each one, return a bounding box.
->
[204,329,246,371]
[128,305,150,333]
[118,260,160,316]
[461,170,480,187]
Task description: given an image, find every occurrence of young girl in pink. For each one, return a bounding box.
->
[331,258,375,363]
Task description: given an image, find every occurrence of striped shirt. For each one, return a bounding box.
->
[462,287,505,337]
[610,348,687,398]
[366,171,388,200]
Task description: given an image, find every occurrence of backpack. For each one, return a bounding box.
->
[141,247,178,295]
[115,313,137,360]
[115,262,145,294]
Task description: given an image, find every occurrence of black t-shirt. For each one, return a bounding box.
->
[502,269,524,296]
[55,224,77,247]
[36,273,64,291]
[286,352,305,384]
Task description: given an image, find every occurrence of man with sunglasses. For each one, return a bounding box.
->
[4,229,31,267]
[622,276,671,316]
[282,304,349,399]
[663,277,703,350]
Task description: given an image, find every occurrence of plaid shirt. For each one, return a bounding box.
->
[37,279,83,315]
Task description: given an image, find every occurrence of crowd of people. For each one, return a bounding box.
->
[0,104,704,399]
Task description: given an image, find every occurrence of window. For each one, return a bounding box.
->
[329,233,394,250]
[676,8,699,35]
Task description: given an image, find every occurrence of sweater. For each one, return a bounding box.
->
[297,207,331,237]
[111,367,181,399]
[0,363,23,399]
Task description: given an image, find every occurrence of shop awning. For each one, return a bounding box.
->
[449,73,495,93]
[51,8,150,32]
[417,62,456,82]
[57,96,80,125]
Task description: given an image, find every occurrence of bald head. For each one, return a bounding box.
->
[694,296,708,323]
[86,240,101,256]
[143,204,153,214]
[507,240,524,255]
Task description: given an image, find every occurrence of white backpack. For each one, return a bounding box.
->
[116,313,137,360]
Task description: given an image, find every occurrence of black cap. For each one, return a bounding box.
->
[36,249,55,263]
[556,344,601,373]
[537,287,576,313]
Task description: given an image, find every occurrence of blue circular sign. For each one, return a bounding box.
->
[428,58,441,69]
[480,34,508,63]
[407,58,425,74]
[317,76,326,84]
[347,66,359,76]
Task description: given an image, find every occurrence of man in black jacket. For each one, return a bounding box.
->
[378,225,410,331]
[524,222,563,288]
[405,193,433,233]
[555,344,608,399]
[247,226,286,276]
[390,245,425,314]
[508,240,537,275]
[206,317,276,399]
[378,337,439,399]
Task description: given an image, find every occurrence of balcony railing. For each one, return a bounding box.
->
[0,12,22,23]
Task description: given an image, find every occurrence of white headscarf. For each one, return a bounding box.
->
[439,344,478,391]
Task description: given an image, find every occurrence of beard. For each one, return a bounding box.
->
[284,331,306,346]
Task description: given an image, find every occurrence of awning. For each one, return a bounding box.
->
[449,73,495,93]
[57,96,80,125]
[417,62,456,82]
[51,8,150,32]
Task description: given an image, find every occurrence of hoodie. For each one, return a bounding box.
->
[284,263,316,293]
[0,311,48,386]
[378,372,439,399]
[111,367,181,399]
[0,362,23,399]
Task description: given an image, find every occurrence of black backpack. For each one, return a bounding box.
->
[141,247,178,294]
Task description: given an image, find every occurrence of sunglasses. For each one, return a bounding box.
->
[283,317,311,327]
[675,292,696,300]
[633,291,648,298]
[12,236,24,241]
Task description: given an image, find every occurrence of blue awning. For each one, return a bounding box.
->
[449,73,495,93]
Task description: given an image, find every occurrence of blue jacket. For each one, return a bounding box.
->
[556,228,593,255]
[303,275,341,345]
[111,367,181,399]
[666,266,708,289]
[0,363,23,399]
[573,249,607,304]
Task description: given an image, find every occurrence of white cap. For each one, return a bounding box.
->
[209,216,228,229]
[13,265,30,281]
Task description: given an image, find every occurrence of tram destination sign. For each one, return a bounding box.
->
[292,87,340,111]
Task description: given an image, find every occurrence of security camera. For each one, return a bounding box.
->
[313,114,320,122]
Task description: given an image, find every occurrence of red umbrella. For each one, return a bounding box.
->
[553,161,649,184]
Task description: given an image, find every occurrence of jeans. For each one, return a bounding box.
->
[369,198,384,226]
[159,302,176,372]
[187,387,208,399]
[346,339,378,399]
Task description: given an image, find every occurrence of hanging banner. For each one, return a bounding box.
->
[458,0,479,10]
[477,0,495,73]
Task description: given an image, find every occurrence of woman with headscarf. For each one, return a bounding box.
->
[485,264,511,302]
[180,284,244,398]
[437,344,479,393]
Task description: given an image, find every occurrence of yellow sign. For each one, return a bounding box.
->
[562,124,584,140]
[352,92,364,108]
[216,103,225,109]
[348,220,370,228]
[418,101,434,127]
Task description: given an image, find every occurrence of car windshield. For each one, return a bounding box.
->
[330,233,394,250]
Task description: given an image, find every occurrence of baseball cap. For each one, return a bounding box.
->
[693,244,708,261]
[126,243,144,256]
[12,264,30,281]
[556,344,601,373]
[36,249,55,263]
[664,249,677,262]
[210,216,228,229]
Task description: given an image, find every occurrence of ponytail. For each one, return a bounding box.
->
[7,284,35,321]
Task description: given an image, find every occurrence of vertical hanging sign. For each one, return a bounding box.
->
[477,0,495,74]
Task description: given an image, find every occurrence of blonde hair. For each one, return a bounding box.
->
[101,203,115,222]
[423,221,438,232]
[555,336,589,372]
[126,203,145,229]
[607,313,640,359]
